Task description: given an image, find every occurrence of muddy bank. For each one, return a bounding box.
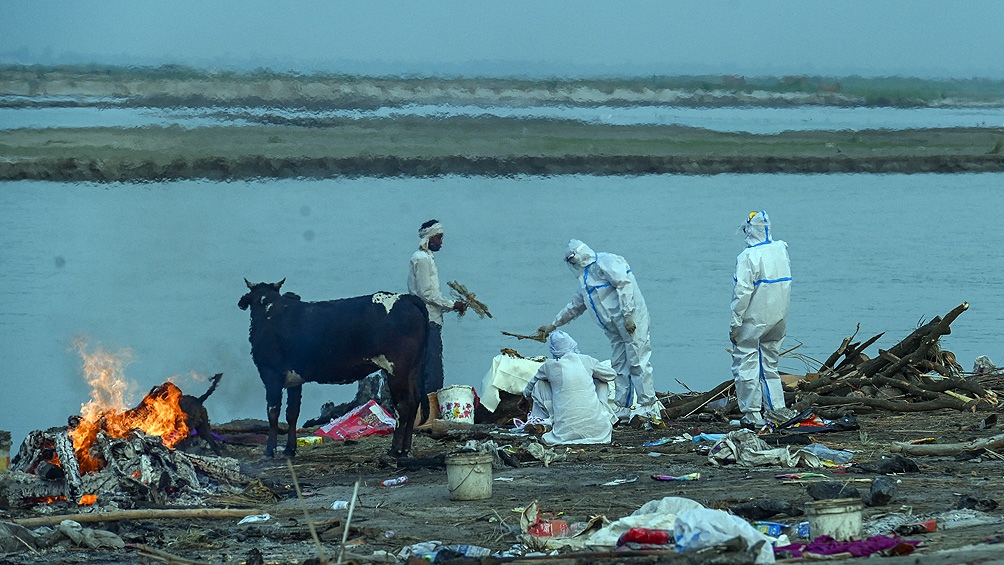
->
[2,121,1003,181]
[4,154,1004,182]
[3,409,1004,564]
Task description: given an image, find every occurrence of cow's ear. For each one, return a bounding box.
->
[245,278,254,289]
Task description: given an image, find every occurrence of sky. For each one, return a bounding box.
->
[2,1,1004,79]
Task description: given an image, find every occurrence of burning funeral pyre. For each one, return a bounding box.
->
[0,343,248,509]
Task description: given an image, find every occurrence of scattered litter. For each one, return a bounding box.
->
[616,527,670,547]
[895,519,937,535]
[296,435,323,447]
[674,507,775,564]
[754,521,786,537]
[381,475,409,487]
[730,499,800,521]
[494,477,515,482]
[331,500,350,510]
[602,477,638,486]
[799,443,854,465]
[864,476,898,507]
[315,399,395,441]
[526,442,565,466]
[237,514,271,525]
[651,472,700,481]
[775,472,827,479]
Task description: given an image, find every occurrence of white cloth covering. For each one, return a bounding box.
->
[551,240,656,420]
[479,354,544,412]
[524,334,617,446]
[731,211,792,420]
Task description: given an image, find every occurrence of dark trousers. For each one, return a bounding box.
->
[420,322,444,395]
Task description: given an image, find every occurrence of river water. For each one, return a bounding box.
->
[3,101,1004,133]
[1,173,1002,450]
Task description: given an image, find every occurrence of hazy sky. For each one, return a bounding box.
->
[3,1,1004,78]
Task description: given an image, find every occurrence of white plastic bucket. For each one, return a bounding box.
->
[445,452,492,500]
[805,498,863,540]
[437,385,476,424]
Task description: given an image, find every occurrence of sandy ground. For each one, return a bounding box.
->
[3,408,1004,564]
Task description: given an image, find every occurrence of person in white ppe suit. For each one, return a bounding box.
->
[539,239,660,424]
[731,210,792,429]
[522,330,617,445]
[408,219,466,399]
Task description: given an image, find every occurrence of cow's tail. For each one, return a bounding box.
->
[197,373,224,403]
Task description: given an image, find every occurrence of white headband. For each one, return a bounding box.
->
[419,222,444,241]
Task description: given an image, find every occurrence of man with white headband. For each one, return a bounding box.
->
[731,210,793,429]
[521,330,617,446]
[538,239,662,427]
[408,219,467,401]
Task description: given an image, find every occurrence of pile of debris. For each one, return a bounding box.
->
[661,302,1000,421]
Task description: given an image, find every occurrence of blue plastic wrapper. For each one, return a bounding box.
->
[754,521,785,537]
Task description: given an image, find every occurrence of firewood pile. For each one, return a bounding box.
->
[0,427,249,509]
[794,302,1000,413]
[661,302,1001,420]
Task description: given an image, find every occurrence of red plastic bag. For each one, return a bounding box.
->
[617,527,671,546]
[315,400,396,441]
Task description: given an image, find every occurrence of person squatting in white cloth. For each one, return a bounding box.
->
[730,210,792,428]
[523,330,618,446]
[539,239,659,423]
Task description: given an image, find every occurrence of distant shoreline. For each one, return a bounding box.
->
[3,67,1004,181]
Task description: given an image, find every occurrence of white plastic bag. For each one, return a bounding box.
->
[673,507,775,564]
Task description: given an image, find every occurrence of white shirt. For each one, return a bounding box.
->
[408,248,454,326]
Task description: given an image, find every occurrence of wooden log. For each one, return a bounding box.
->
[809,394,967,412]
[890,431,1004,456]
[821,323,859,371]
[860,302,968,378]
[663,379,734,419]
[13,507,267,528]
[834,332,884,371]
[53,430,83,504]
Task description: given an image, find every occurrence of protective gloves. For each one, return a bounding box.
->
[624,315,636,335]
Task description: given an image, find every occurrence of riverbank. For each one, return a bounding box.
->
[3,408,1004,564]
[2,121,1003,181]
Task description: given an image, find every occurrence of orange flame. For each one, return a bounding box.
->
[69,341,190,474]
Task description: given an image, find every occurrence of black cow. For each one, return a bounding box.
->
[238,279,428,458]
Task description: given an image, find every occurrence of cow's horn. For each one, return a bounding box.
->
[245,278,254,289]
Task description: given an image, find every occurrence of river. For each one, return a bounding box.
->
[1,173,1002,451]
[3,100,1004,133]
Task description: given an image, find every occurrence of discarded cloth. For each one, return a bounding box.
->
[775,534,918,558]
[708,429,823,468]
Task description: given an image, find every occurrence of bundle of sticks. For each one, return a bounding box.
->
[448,280,492,319]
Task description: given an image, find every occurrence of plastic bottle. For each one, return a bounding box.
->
[616,527,671,546]
[381,475,409,487]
